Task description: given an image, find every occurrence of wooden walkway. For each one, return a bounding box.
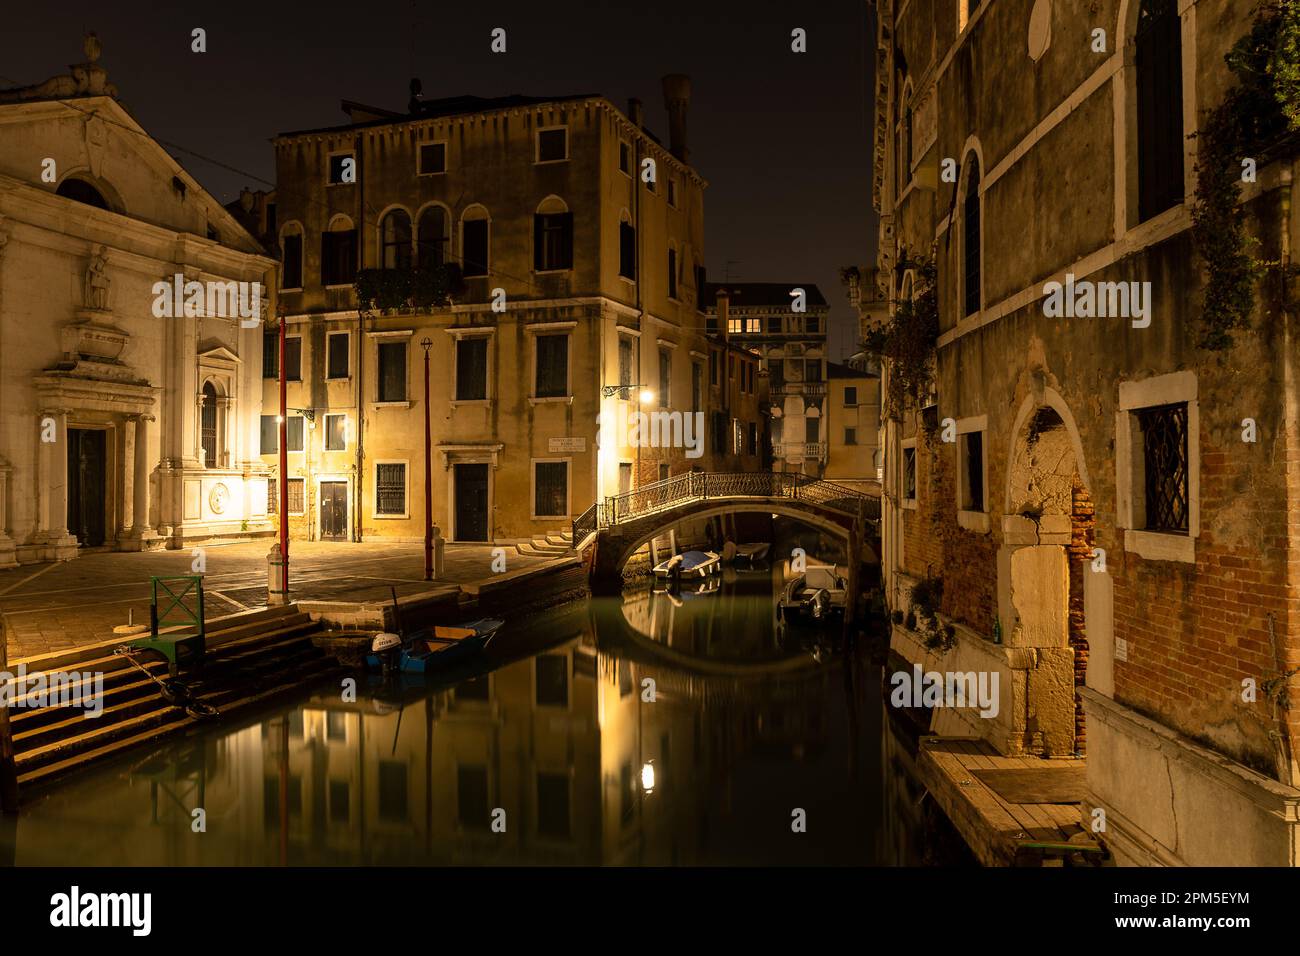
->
[916,736,1104,866]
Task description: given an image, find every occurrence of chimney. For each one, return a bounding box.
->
[661,74,690,162]
[628,97,644,128]
[716,287,729,343]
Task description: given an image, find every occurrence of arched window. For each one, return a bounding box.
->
[461,205,490,278]
[1136,0,1184,221]
[280,223,304,289]
[379,209,412,270]
[961,154,982,318]
[201,382,218,469]
[417,206,449,270]
[534,196,573,272]
[56,177,109,210]
[322,215,357,286]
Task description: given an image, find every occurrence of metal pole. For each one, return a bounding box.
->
[422,338,433,581]
[279,312,289,594]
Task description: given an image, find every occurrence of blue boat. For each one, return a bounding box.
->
[366,618,504,674]
[652,549,721,580]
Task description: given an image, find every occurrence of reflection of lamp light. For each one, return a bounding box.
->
[641,760,656,793]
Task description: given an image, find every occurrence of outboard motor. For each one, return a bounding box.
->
[371,632,402,678]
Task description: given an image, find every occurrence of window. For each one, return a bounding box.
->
[534,461,568,518]
[200,383,217,468]
[380,209,412,270]
[1137,403,1189,532]
[769,358,785,385]
[619,220,636,280]
[903,446,917,500]
[658,348,671,407]
[691,362,702,412]
[281,229,303,289]
[327,153,354,185]
[418,142,446,175]
[733,418,744,455]
[375,462,407,516]
[325,414,346,451]
[377,341,407,402]
[1136,0,1184,221]
[455,337,488,401]
[728,315,743,334]
[805,359,822,382]
[329,780,349,824]
[845,386,858,406]
[845,427,858,446]
[260,416,279,454]
[667,178,678,207]
[286,416,304,453]
[619,141,631,175]
[263,332,301,380]
[417,206,449,270]
[462,211,489,278]
[535,654,569,707]
[55,177,109,210]
[667,248,678,299]
[962,156,982,317]
[766,315,781,333]
[322,221,357,286]
[378,761,407,822]
[537,127,568,163]
[535,334,568,398]
[327,332,350,379]
[618,336,634,399]
[807,316,821,334]
[287,478,305,515]
[618,462,632,495]
[267,478,277,514]
[537,773,570,839]
[534,199,573,272]
[659,463,670,482]
[806,416,820,444]
[457,766,490,829]
[961,431,985,511]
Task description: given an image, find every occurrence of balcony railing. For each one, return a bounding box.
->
[353,264,465,315]
[770,382,826,398]
[772,441,827,460]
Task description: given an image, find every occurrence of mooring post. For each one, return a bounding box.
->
[0,617,18,812]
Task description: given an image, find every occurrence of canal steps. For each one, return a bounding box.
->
[515,531,574,556]
[4,604,345,797]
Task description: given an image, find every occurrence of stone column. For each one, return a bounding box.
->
[0,460,16,568]
[119,415,137,538]
[45,409,70,537]
[133,415,154,534]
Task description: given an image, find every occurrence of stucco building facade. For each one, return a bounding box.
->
[871,0,1300,865]
[267,79,719,545]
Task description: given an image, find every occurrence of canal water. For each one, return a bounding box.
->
[3,567,975,866]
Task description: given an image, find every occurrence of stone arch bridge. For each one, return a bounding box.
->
[573,472,881,608]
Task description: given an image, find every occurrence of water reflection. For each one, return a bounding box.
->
[5,578,972,866]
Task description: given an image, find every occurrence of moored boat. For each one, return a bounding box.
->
[652,549,721,579]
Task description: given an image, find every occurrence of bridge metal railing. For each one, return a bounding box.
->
[572,471,880,541]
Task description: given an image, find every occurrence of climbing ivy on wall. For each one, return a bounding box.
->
[861,253,939,420]
[1192,1,1300,350]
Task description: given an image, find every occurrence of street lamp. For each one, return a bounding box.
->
[421,337,433,581]
[601,383,655,403]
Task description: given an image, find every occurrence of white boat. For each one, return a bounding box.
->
[720,541,772,565]
[653,549,721,579]
[778,564,849,621]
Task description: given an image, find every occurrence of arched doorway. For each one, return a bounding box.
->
[1003,397,1096,755]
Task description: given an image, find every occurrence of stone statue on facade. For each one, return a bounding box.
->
[84,245,110,310]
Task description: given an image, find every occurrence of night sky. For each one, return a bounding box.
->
[2,0,876,359]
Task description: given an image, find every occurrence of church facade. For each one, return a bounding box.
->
[0,36,277,566]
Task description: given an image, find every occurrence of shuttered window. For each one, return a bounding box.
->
[462,219,489,277]
[534,212,573,271]
[535,334,568,398]
[534,461,568,518]
[378,341,407,402]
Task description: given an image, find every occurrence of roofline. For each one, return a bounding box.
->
[272,94,708,187]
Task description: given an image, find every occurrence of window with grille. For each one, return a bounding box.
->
[903,446,917,499]
[456,337,488,401]
[535,334,568,398]
[267,478,277,514]
[963,158,982,316]
[287,478,305,514]
[961,431,985,511]
[200,383,218,468]
[1136,0,1184,222]
[534,461,568,517]
[1138,402,1189,533]
[378,341,407,402]
[375,463,406,515]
